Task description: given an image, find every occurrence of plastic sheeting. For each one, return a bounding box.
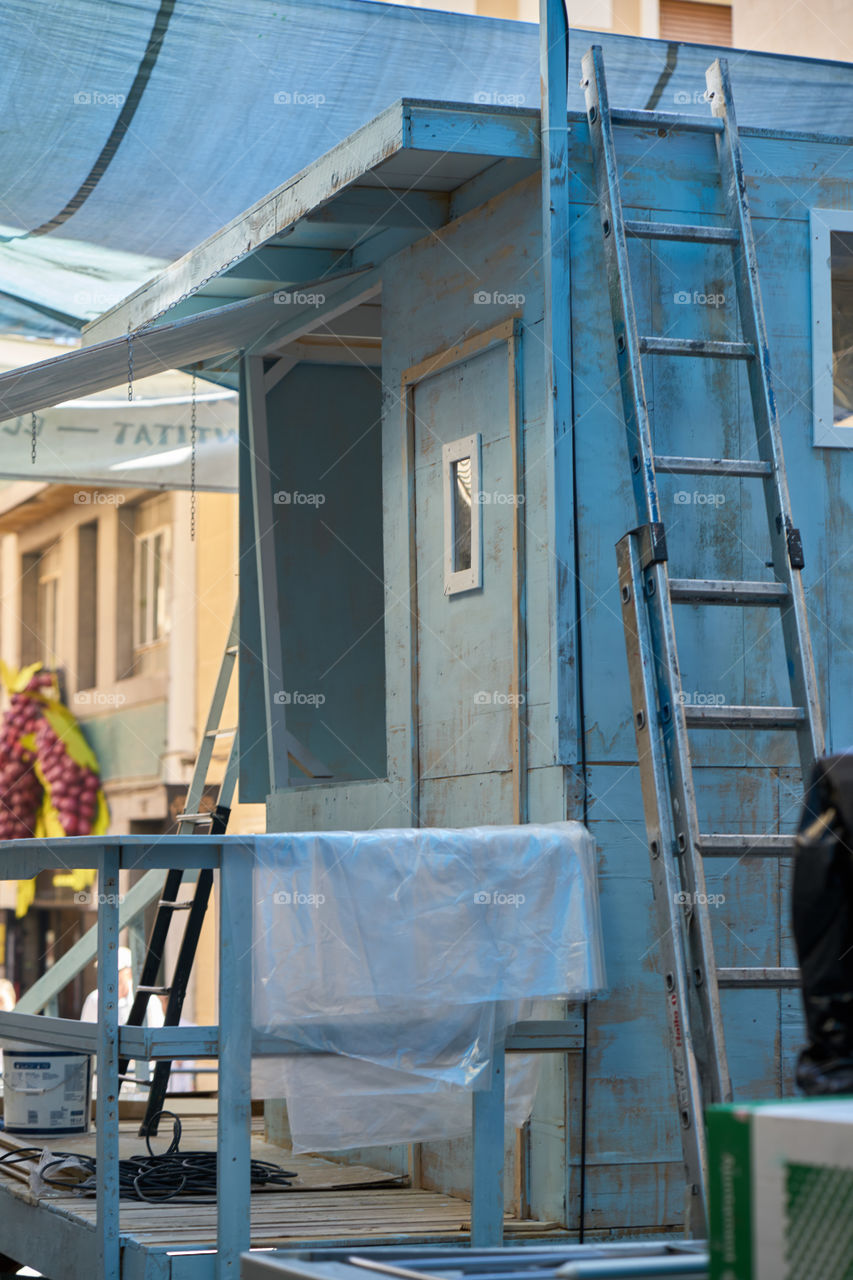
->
[252,822,605,1151]
[1,0,852,333]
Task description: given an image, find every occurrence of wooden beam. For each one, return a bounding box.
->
[82,100,539,343]
[540,0,577,769]
[0,268,379,420]
[244,354,290,791]
[221,245,349,282]
[246,270,382,357]
[304,186,450,230]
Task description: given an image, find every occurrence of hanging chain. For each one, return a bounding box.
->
[190,372,197,543]
[120,250,245,536]
[30,412,37,464]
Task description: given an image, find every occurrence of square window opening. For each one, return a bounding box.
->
[443,434,482,595]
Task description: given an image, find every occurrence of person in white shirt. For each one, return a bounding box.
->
[80,946,165,1028]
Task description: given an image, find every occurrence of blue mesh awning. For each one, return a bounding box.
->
[1,0,852,333]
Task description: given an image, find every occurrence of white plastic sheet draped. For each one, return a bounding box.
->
[252,822,605,1151]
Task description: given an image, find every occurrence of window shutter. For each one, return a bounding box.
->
[659,0,733,45]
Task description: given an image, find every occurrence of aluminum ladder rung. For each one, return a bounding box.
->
[717,967,799,988]
[669,578,788,606]
[698,833,797,857]
[158,899,194,910]
[624,219,738,245]
[654,455,772,478]
[136,985,171,996]
[584,42,825,1232]
[176,811,216,824]
[610,106,723,134]
[639,336,754,360]
[683,704,805,729]
[204,727,236,739]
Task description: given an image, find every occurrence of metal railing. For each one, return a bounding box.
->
[0,835,584,1279]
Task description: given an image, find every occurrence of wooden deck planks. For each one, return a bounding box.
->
[0,1119,560,1253]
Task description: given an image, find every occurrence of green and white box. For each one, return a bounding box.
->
[708,1097,853,1280]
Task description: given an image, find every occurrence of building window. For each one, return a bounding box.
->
[134,528,170,647]
[37,543,62,668]
[811,209,853,447]
[443,433,482,595]
[659,0,732,45]
[76,522,98,690]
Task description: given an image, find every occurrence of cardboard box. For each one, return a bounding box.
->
[708,1096,853,1279]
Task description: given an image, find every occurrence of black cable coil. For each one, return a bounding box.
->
[1,1111,297,1203]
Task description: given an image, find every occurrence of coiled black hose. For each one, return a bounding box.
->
[0,1111,296,1203]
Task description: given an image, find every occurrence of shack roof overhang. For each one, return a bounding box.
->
[0,97,540,418]
[85,98,542,344]
[4,86,853,422]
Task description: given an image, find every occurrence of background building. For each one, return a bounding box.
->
[0,467,261,1022]
[392,0,851,61]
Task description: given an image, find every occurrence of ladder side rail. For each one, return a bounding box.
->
[581,45,662,530]
[642,556,732,1107]
[584,44,731,1104]
[705,58,825,770]
[140,868,216,1136]
[177,601,239,835]
[121,868,184,1033]
[617,534,709,1232]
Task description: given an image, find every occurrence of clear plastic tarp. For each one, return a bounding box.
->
[252,821,605,1151]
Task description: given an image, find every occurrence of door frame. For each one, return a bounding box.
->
[400,316,526,826]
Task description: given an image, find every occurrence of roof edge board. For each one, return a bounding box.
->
[81,99,407,346]
[0,268,381,421]
[82,100,540,347]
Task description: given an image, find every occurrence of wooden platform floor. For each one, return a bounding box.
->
[0,1115,560,1266]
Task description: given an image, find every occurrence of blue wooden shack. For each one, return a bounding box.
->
[2,13,853,1242]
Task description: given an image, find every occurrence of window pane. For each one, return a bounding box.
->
[831,230,853,429]
[153,532,169,640]
[39,578,58,667]
[452,456,473,573]
[152,534,162,640]
[137,538,149,645]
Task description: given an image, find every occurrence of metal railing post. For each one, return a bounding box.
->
[96,843,121,1280]
[216,841,253,1276]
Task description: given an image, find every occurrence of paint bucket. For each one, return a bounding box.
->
[1,1043,92,1135]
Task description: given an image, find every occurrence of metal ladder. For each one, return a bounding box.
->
[120,603,240,1135]
[581,46,825,1226]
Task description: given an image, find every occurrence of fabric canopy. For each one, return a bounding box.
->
[1,0,852,333]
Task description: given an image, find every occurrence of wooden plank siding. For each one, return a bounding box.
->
[254,115,853,1236]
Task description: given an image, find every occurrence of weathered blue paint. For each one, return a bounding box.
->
[96,847,121,1280]
[218,842,253,1276]
[224,47,853,1240]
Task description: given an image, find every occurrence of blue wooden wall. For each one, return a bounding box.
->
[247,117,853,1235]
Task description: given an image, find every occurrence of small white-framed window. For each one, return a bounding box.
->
[442,433,482,596]
[134,527,171,647]
[810,208,853,447]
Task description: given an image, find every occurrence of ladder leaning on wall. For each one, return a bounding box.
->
[581,45,824,1230]
[118,605,241,1134]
